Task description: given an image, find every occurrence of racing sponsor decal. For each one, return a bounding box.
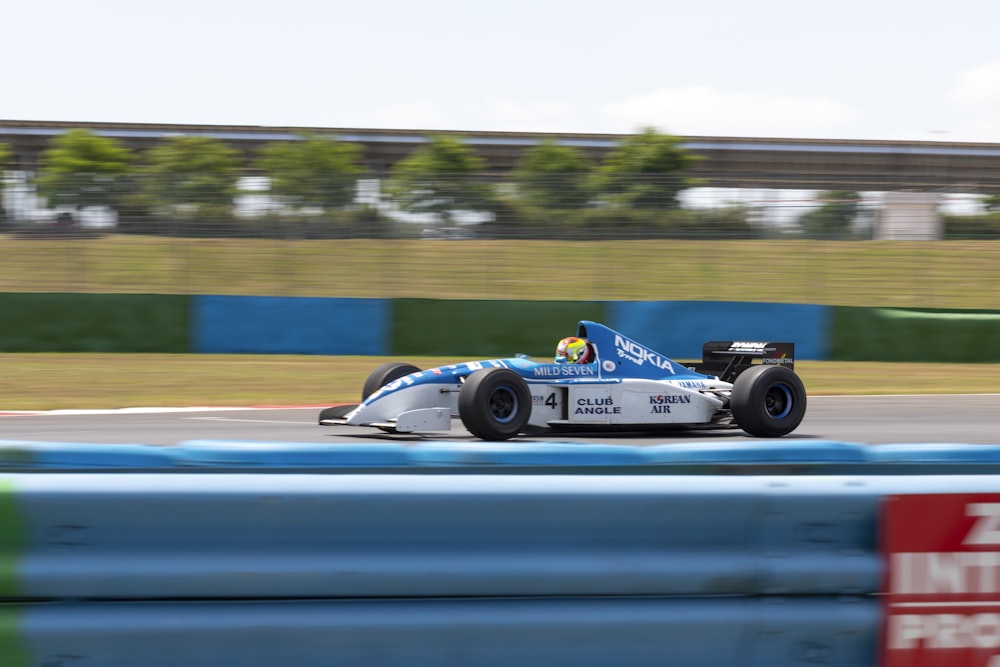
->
[614,335,675,373]
[574,396,620,416]
[727,341,794,365]
[467,361,483,371]
[533,364,597,377]
[602,360,616,373]
[532,392,558,408]
[382,372,419,393]
[673,380,708,389]
[763,353,793,366]
[649,394,692,414]
[729,341,769,352]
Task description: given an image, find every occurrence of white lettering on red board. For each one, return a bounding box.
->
[884,495,1000,667]
[966,504,1000,546]
[891,552,1000,595]
[891,613,1000,650]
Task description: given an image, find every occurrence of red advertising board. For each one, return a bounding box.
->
[884,494,1000,667]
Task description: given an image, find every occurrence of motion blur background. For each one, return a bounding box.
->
[2,121,999,310]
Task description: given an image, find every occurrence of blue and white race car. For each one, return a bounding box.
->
[319,321,806,440]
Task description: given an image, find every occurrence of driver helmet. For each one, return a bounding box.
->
[555,336,592,364]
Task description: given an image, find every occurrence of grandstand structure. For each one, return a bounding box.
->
[3,119,1000,193]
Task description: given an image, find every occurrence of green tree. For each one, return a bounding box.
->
[593,127,700,209]
[388,136,491,224]
[36,129,133,209]
[142,136,241,232]
[258,134,365,210]
[797,190,863,238]
[513,139,592,208]
[983,194,1000,212]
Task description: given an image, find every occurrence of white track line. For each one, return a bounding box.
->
[2,395,997,417]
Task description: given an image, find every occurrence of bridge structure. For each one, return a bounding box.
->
[3,118,1000,193]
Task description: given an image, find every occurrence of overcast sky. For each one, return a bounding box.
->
[7,1,1000,142]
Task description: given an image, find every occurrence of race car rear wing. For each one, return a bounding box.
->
[696,341,795,382]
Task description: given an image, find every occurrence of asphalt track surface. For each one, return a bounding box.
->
[0,394,998,446]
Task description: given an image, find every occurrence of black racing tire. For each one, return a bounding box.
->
[361,362,422,401]
[458,368,532,441]
[730,365,807,437]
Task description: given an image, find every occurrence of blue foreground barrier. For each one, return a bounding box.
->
[2,597,878,667]
[0,440,177,468]
[4,471,1000,601]
[178,438,413,467]
[2,441,1000,665]
[1,471,999,665]
[0,473,880,599]
[5,438,1000,473]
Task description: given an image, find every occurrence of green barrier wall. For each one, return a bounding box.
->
[390,299,607,357]
[831,306,1000,362]
[0,605,29,667]
[0,293,190,352]
[0,481,29,666]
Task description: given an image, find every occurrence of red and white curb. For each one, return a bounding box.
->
[0,405,332,417]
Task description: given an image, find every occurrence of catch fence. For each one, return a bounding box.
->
[2,176,999,309]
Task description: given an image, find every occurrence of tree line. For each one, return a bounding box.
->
[0,128,713,235]
[2,129,998,239]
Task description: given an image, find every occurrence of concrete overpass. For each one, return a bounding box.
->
[4,119,1000,193]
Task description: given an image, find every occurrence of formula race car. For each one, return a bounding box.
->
[319,321,806,440]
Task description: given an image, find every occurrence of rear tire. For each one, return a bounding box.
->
[459,368,531,441]
[730,365,806,437]
[361,362,421,401]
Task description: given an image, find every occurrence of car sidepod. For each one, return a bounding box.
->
[567,379,724,426]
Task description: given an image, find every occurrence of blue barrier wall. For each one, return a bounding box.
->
[9,444,1000,665]
[0,470,887,666]
[608,300,829,360]
[193,295,390,354]
[0,472,881,599]
[6,597,878,667]
[7,439,1000,473]
[192,296,832,358]
[10,293,1000,360]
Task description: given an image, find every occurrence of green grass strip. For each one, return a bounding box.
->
[3,236,1000,309]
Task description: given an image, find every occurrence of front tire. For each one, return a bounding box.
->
[459,368,531,441]
[730,365,807,437]
[361,362,421,401]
